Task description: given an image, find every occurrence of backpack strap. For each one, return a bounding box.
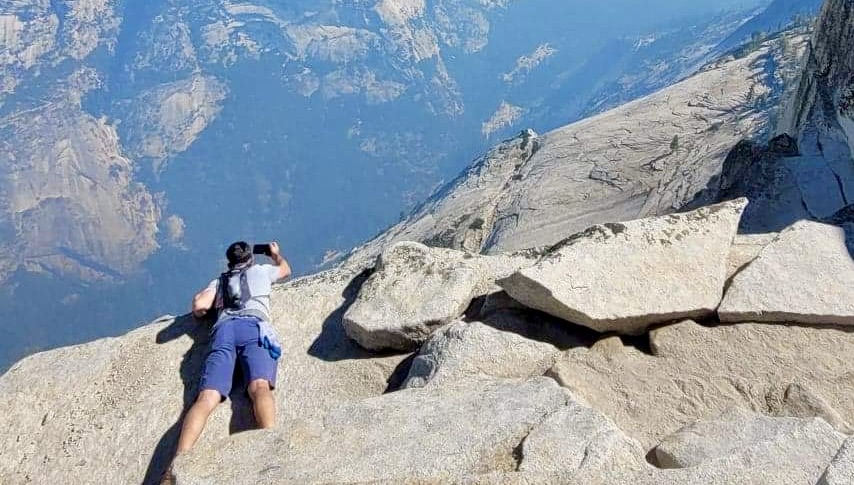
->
[217,272,230,314]
[238,268,251,308]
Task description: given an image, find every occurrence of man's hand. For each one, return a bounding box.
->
[268,241,292,280]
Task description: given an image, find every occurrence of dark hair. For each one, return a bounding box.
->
[226,241,253,268]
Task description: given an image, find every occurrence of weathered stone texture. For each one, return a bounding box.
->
[548,320,854,449]
[499,199,746,334]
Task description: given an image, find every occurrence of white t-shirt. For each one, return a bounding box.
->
[207,264,280,322]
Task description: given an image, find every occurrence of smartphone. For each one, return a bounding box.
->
[253,244,272,256]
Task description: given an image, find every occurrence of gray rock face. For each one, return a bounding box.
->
[653,407,845,469]
[498,199,747,335]
[720,0,854,233]
[343,242,537,351]
[403,320,559,389]
[819,437,854,485]
[783,0,854,139]
[173,377,569,485]
[547,320,854,450]
[350,38,786,265]
[719,220,854,325]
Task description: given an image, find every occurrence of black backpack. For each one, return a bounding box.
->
[218,263,253,312]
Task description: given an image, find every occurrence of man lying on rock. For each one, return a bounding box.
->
[163,241,291,483]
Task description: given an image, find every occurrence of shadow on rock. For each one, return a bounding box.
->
[822,204,854,260]
[466,291,599,351]
[141,314,210,485]
[228,366,258,435]
[308,268,407,362]
[384,354,417,393]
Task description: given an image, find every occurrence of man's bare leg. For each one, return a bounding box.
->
[247,379,276,428]
[176,390,222,453]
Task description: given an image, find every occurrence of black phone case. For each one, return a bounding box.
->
[253,244,271,256]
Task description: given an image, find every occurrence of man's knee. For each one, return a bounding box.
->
[196,389,222,408]
[247,379,272,399]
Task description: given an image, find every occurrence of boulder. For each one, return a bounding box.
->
[653,407,845,469]
[342,242,486,351]
[547,320,854,450]
[343,242,537,351]
[719,220,854,325]
[613,410,842,485]
[498,199,747,335]
[0,267,407,485]
[173,377,569,485]
[819,437,854,485]
[403,320,560,389]
[519,399,643,477]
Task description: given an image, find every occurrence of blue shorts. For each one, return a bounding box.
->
[199,317,278,400]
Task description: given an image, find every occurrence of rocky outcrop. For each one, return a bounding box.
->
[547,320,854,449]
[782,0,854,136]
[716,0,854,232]
[403,320,559,389]
[173,376,569,485]
[0,267,407,484]
[820,437,854,485]
[498,199,746,335]
[344,130,541,268]
[6,200,854,485]
[342,242,488,351]
[719,220,854,325]
[350,31,796,265]
[5,203,854,484]
[343,242,537,351]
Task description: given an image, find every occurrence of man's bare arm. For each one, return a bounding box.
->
[191,288,216,318]
[269,241,292,280]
